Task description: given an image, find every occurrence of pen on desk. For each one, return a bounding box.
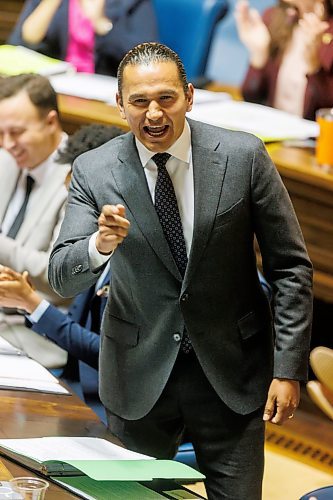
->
[0,350,24,356]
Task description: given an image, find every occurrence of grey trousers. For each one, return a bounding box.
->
[107,350,265,500]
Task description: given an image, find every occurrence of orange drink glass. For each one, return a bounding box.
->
[315,108,333,171]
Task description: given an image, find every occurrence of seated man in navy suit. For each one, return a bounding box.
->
[0,124,124,422]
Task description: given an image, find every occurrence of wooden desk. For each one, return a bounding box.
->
[58,94,333,304]
[0,387,117,499]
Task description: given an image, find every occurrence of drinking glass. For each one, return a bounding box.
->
[9,478,49,500]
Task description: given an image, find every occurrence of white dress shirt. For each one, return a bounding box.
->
[1,133,68,235]
[89,120,194,268]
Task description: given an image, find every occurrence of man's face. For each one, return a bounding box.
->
[282,0,324,17]
[0,90,57,169]
[116,61,194,152]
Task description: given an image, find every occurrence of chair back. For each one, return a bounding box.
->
[152,0,228,81]
[300,486,333,499]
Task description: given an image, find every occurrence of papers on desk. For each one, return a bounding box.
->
[189,100,319,142]
[49,72,118,105]
[49,73,232,107]
[0,436,204,481]
[0,338,68,394]
[0,45,73,76]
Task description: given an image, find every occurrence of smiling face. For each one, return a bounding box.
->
[282,0,326,17]
[0,90,58,169]
[116,61,194,152]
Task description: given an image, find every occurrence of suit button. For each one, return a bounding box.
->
[181,293,189,302]
[173,333,181,342]
[71,264,83,275]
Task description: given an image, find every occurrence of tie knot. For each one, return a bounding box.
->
[26,174,35,193]
[152,153,171,170]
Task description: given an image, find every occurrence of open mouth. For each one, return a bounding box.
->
[144,125,169,137]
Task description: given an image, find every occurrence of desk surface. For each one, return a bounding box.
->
[0,387,116,499]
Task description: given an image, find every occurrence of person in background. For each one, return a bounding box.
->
[0,124,125,423]
[307,345,333,420]
[48,42,312,499]
[0,73,70,368]
[235,0,333,120]
[8,0,158,76]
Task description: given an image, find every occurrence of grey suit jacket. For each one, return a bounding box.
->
[49,119,313,420]
[0,148,70,304]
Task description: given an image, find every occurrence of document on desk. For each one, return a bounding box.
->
[49,73,118,105]
[0,337,23,356]
[190,100,319,141]
[0,353,69,394]
[0,436,204,482]
[0,45,73,76]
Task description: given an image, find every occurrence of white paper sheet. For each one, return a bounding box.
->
[0,354,68,394]
[0,437,153,462]
[189,100,319,141]
[49,73,118,105]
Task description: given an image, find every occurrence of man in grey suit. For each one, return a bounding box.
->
[49,43,313,499]
[0,74,70,367]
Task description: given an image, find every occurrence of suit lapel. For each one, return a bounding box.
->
[17,164,69,242]
[0,150,20,222]
[111,135,181,281]
[183,122,228,289]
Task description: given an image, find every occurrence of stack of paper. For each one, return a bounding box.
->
[190,100,319,142]
[0,45,74,76]
[0,338,68,394]
[49,72,118,105]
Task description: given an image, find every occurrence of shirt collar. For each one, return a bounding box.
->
[135,120,191,168]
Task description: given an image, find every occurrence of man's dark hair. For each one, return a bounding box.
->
[117,42,189,102]
[56,124,125,165]
[0,73,58,116]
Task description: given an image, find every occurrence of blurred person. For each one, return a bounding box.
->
[8,0,158,76]
[0,73,70,367]
[307,346,333,420]
[49,42,313,499]
[235,0,333,119]
[0,124,124,422]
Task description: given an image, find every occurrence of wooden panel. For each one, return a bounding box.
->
[0,1,24,44]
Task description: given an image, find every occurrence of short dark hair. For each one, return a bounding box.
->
[117,42,189,102]
[56,124,125,165]
[0,73,58,116]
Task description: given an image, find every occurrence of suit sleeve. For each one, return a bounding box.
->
[250,138,313,381]
[28,304,99,369]
[49,157,103,298]
[7,0,42,46]
[96,0,158,60]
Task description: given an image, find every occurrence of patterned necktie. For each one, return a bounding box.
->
[153,153,192,354]
[7,175,35,239]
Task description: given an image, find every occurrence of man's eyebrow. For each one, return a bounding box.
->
[128,89,178,100]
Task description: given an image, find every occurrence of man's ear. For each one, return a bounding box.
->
[116,93,126,120]
[45,110,59,130]
[186,83,194,112]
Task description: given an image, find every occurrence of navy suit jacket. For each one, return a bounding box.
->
[8,0,158,76]
[26,275,108,419]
